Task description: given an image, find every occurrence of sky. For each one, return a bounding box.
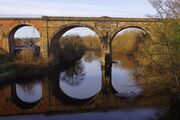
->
[0,0,156,37]
[0,0,156,17]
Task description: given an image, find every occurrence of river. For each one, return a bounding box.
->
[0,51,165,120]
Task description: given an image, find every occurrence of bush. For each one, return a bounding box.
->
[0,48,9,64]
[112,31,146,54]
[15,49,49,65]
[51,35,86,65]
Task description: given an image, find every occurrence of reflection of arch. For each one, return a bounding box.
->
[111,62,143,99]
[51,65,101,105]
[50,23,102,53]
[51,74,96,105]
[111,26,152,42]
[8,24,41,55]
[111,82,143,99]
[11,82,42,109]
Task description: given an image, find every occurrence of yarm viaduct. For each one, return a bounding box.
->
[0,16,158,65]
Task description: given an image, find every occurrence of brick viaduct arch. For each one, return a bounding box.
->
[49,23,102,57]
[0,17,169,115]
[110,25,152,42]
[8,24,41,55]
[108,25,152,62]
[0,18,43,55]
[11,83,42,109]
[0,16,159,65]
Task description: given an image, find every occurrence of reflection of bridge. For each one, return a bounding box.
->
[0,16,158,65]
[0,61,165,116]
[0,77,165,116]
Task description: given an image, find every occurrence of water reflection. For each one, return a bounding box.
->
[59,57,102,100]
[11,80,42,108]
[0,51,164,119]
[60,60,85,86]
[112,61,143,98]
[0,108,160,120]
[83,51,101,63]
[16,81,42,103]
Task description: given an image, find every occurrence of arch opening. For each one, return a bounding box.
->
[50,26,102,104]
[52,58,102,105]
[8,25,41,56]
[110,27,150,99]
[111,27,151,55]
[50,25,101,65]
[111,57,143,98]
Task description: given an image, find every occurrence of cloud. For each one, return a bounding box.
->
[0,0,156,37]
[0,0,156,17]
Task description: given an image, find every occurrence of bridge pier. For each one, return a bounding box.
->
[40,37,49,58]
[101,61,112,95]
[40,19,49,58]
[100,34,112,68]
[100,34,112,95]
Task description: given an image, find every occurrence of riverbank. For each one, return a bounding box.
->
[0,63,47,82]
[0,53,85,84]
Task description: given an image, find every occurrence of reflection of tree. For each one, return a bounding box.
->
[112,52,135,71]
[60,60,86,86]
[20,80,40,92]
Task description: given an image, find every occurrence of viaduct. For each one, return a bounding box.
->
[0,16,164,115]
[0,16,159,65]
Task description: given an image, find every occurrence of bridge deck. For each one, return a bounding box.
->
[0,16,160,22]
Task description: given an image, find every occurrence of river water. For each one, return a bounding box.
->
[0,51,164,120]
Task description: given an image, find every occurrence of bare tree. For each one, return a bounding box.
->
[148,0,180,99]
[149,0,180,18]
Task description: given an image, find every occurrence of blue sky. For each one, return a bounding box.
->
[0,0,156,37]
[0,0,156,17]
